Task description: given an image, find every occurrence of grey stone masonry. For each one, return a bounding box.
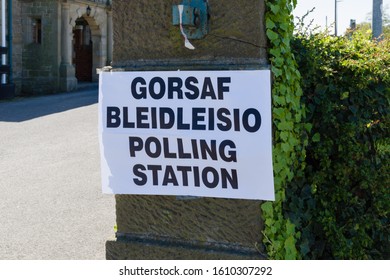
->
[106,0,269,260]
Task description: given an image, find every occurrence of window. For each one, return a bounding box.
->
[32,18,42,44]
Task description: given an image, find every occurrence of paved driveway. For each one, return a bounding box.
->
[0,88,115,259]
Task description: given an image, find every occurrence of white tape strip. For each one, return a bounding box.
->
[178,5,195,50]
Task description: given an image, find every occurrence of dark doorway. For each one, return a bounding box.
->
[73,18,92,82]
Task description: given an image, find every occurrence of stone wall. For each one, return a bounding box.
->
[112,0,267,70]
[0,0,22,94]
[20,0,60,95]
[107,0,269,260]
[3,0,113,95]
[12,0,23,94]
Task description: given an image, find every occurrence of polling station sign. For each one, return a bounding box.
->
[98,70,274,200]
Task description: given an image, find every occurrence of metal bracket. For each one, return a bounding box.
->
[172,0,209,39]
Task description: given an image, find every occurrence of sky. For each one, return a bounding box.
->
[293,0,390,34]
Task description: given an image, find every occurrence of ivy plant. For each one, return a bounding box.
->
[262,0,306,260]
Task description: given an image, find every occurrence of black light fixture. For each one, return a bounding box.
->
[86,5,91,16]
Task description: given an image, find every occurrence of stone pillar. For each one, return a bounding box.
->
[91,34,101,82]
[106,9,113,66]
[59,2,77,92]
[105,0,268,260]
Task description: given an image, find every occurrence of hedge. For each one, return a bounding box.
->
[287,30,390,259]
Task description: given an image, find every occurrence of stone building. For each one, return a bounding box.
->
[0,0,112,95]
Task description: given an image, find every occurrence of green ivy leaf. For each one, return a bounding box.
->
[304,123,313,133]
[277,121,294,131]
[281,142,291,152]
[272,66,283,77]
[261,202,274,216]
[267,29,279,41]
[284,236,298,260]
[280,131,289,141]
[269,4,280,15]
[266,18,276,29]
[273,107,286,118]
[273,95,286,105]
[312,132,321,142]
[286,221,296,235]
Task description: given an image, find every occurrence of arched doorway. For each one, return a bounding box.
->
[69,3,111,83]
[73,17,92,82]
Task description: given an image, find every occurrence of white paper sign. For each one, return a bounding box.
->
[98,70,274,200]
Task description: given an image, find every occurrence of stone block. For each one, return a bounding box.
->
[108,0,269,260]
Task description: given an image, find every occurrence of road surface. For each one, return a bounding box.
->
[0,87,116,259]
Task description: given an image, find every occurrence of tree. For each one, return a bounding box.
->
[354,5,390,38]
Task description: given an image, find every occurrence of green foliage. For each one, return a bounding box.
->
[264,1,389,260]
[290,29,390,259]
[356,5,390,39]
[263,0,306,260]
